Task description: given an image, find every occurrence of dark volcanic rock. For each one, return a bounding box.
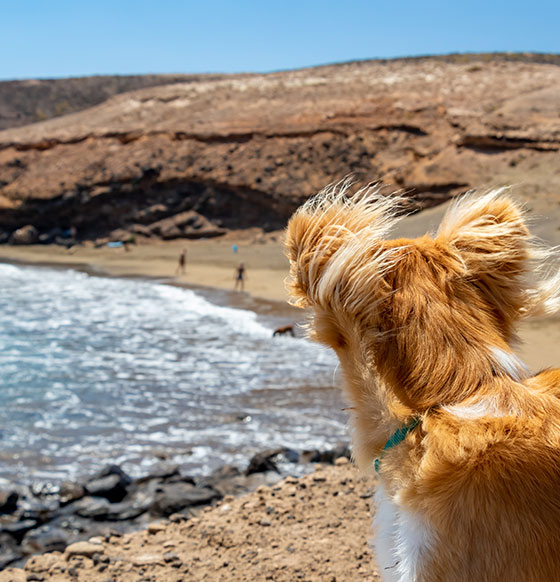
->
[0,532,22,569]
[200,464,282,498]
[134,464,181,484]
[90,464,133,485]
[72,496,148,521]
[301,445,351,464]
[85,474,128,503]
[0,518,38,542]
[58,481,86,505]
[0,490,18,514]
[22,523,69,555]
[85,465,132,503]
[150,482,222,517]
[245,448,296,476]
[0,445,353,567]
[9,224,38,244]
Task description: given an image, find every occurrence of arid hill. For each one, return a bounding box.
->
[1,54,559,243]
[0,74,237,131]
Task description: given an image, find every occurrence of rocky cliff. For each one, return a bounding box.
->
[1,54,559,244]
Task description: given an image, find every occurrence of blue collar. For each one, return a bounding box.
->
[374,417,421,473]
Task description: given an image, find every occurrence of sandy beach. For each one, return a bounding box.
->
[0,229,290,302]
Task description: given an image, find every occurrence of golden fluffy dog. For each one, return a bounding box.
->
[285,184,560,582]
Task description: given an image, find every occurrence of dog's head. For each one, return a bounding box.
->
[285,184,560,415]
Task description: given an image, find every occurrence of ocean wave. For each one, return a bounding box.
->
[0,263,344,483]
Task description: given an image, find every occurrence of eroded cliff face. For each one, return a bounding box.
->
[1,56,559,242]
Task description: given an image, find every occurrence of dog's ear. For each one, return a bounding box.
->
[436,189,532,316]
[438,189,529,270]
[284,184,402,308]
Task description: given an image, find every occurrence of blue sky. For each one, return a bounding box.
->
[1,0,558,80]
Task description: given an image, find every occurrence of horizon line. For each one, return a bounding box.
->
[2,50,559,83]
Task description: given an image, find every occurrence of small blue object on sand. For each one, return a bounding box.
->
[107,241,124,248]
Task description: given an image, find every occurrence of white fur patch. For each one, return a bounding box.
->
[490,346,528,381]
[443,397,508,420]
[372,484,433,582]
[443,348,528,420]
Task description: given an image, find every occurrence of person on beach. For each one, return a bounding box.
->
[176,248,187,275]
[234,262,246,291]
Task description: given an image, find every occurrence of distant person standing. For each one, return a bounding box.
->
[234,262,246,291]
[176,248,187,275]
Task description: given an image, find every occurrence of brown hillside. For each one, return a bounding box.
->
[1,55,559,243]
[0,74,237,131]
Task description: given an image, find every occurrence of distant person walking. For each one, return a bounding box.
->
[234,262,246,291]
[176,248,187,275]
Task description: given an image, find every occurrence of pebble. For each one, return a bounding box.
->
[64,541,105,560]
[283,476,299,485]
[147,522,166,534]
[92,553,110,566]
[334,456,349,465]
[132,553,164,566]
[163,551,181,563]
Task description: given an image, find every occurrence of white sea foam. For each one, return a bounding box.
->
[0,263,343,483]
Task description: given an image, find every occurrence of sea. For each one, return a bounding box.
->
[0,262,348,485]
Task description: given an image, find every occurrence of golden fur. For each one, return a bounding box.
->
[285,183,560,581]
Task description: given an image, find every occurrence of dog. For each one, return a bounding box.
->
[285,184,560,581]
[273,324,295,337]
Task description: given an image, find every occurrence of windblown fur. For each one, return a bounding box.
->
[285,183,560,582]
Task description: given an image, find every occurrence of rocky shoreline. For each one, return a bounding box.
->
[0,445,349,570]
[4,458,378,582]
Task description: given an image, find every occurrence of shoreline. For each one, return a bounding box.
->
[0,231,292,302]
[0,444,351,571]
[0,233,302,324]
[0,240,347,571]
